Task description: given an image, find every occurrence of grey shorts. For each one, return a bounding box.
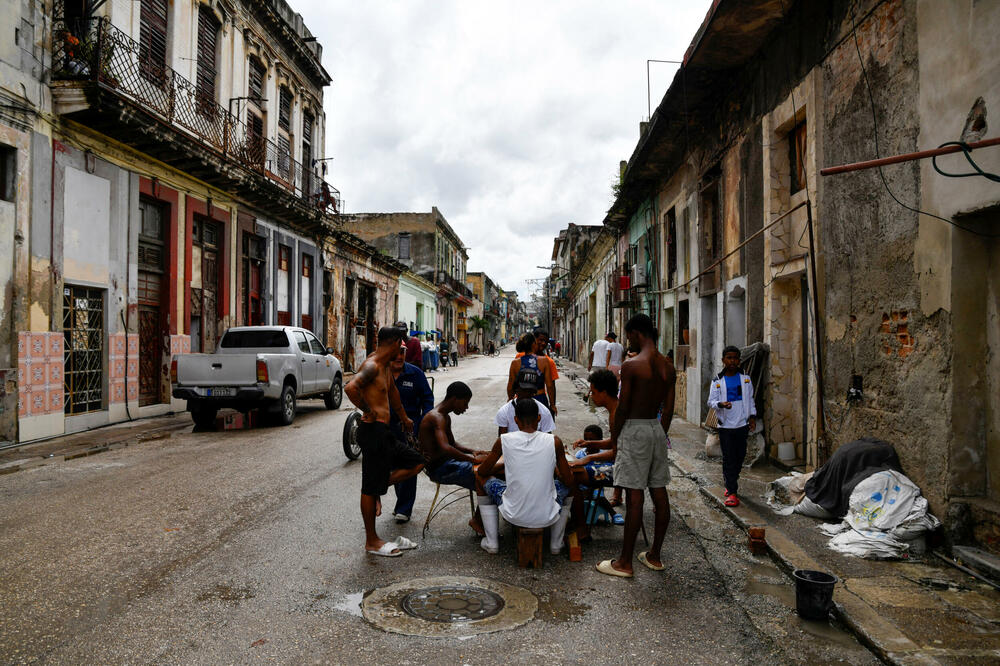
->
[614,419,671,489]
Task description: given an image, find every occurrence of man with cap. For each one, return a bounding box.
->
[606,332,625,379]
[396,321,423,370]
[496,367,556,435]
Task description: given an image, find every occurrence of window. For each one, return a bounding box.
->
[139,0,168,84]
[63,285,105,414]
[277,244,291,325]
[307,333,325,355]
[302,253,312,278]
[398,232,411,260]
[196,6,220,116]
[294,330,309,353]
[248,58,266,103]
[278,87,292,131]
[0,145,15,202]
[278,245,290,271]
[222,330,290,348]
[789,121,807,194]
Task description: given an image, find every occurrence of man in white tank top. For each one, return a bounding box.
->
[475,399,574,554]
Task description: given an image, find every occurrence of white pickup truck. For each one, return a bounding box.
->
[171,326,343,427]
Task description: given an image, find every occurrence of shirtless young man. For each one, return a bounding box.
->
[419,381,489,534]
[344,326,424,557]
[596,313,676,578]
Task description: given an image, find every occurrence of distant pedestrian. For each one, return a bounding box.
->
[450,336,459,366]
[708,346,756,507]
[589,332,611,371]
[439,337,450,367]
[606,332,625,379]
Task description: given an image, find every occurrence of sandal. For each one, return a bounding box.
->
[638,551,665,571]
[612,513,625,525]
[724,494,740,507]
[393,536,418,551]
[366,542,402,557]
[596,559,633,578]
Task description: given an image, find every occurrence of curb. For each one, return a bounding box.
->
[669,450,932,666]
[0,422,190,477]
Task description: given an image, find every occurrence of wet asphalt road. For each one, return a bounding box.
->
[0,351,878,664]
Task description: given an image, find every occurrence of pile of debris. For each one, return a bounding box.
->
[767,438,940,559]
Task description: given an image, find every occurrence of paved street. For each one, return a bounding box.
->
[0,351,878,664]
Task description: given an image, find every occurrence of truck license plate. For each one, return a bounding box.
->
[207,387,234,397]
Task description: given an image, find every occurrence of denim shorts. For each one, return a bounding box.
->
[426,458,476,490]
[483,477,570,506]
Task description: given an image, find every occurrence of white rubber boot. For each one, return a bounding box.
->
[549,502,572,555]
[479,503,500,554]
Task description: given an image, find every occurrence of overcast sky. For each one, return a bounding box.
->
[294,1,711,299]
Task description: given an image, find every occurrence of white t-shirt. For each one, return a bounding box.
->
[498,430,560,528]
[607,342,625,366]
[495,399,555,433]
[591,339,610,367]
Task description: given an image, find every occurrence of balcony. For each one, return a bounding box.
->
[50,17,340,229]
[436,271,474,301]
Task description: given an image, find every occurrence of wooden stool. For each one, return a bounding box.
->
[516,527,544,568]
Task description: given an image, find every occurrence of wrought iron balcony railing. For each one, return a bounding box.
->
[51,16,341,215]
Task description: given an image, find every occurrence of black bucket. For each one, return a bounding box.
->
[792,569,838,620]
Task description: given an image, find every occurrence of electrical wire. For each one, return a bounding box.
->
[850,8,1000,238]
[932,141,1000,183]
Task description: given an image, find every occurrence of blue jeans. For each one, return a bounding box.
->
[393,476,417,517]
[483,478,570,506]
[426,459,476,490]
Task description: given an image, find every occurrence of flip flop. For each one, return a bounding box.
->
[366,542,402,557]
[638,551,665,571]
[596,559,633,578]
[612,513,625,525]
[393,536,418,551]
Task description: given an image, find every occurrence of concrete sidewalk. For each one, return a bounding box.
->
[0,412,192,474]
[556,355,1000,665]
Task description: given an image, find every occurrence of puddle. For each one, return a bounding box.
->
[333,591,365,617]
[745,580,797,607]
[748,562,785,584]
[792,616,864,649]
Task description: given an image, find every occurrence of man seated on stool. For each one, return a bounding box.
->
[496,368,555,435]
[419,381,490,534]
[475,398,574,555]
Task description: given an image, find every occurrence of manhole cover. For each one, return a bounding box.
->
[362,576,536,637]
[401,585,505,622]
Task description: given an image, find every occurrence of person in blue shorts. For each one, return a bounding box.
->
[418,381,489,534]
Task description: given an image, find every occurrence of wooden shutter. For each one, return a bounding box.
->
[302,112,313,143]
[139,0,168,83]
[248,58,265,103]
[248,112,264,166]
[278,87,291,131]
[196,6,220,113]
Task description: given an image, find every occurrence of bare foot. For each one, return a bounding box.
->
[469,517,485,537]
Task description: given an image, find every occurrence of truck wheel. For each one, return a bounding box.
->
[279,383,297,426]
[343,411,362,460]
[191,405,218,429]
[324,376,343,410]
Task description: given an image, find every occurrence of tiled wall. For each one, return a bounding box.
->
[109,333,140,404]
[17,332,65,418]
[169,335,192,356]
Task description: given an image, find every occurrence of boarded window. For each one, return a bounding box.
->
[789,121,807,194]
[196,6,220,115]
[279,87,291,131]
[248,112,265,166]
[139,0,168,84]
[277,134,291,179]
[248,58,265,103]
[302,112,313,143]
[398,232,411,260]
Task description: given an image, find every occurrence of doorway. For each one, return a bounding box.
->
[242,232,265,326]
[190,215,220,353]
[138,197,168,405]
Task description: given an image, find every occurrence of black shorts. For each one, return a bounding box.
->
[357,421,425,497]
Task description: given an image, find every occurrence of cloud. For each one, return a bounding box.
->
[294,0,710,296]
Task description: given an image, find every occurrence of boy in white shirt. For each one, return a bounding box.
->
[707,346,757,507]
[496,368,555,434]
[476,398,574,555]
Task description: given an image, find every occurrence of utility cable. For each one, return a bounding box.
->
[850,8,1000,238]
[932,141,1000,183]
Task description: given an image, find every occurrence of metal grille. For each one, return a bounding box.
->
[63,285,104,414]
[401,586,505,623]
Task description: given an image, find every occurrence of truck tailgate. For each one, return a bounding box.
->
[175,354,259,386]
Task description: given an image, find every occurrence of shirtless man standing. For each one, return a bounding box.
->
[596,313,676,578]
[344,326,424,557]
